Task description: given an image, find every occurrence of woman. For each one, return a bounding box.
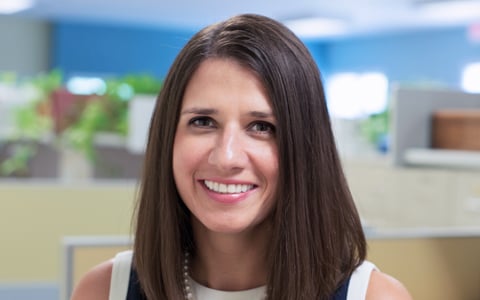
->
[71,14,412,300]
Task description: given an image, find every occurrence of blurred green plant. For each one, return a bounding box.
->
[122,73,163,95]
[0,70,61,176]
[0,72,18,84]
[32,69,64,101]
[63,74,161,161]
[360,109,389,147]
[0,143,37,176]
[1,71,162,176]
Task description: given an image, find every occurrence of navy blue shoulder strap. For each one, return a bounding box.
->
[330,276,350,300]
[126,269,146,300]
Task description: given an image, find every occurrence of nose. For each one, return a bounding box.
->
[208,126,248,171]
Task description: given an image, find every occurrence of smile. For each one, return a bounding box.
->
[203,180,255,194]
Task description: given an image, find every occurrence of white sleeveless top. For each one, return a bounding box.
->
[109,250,377,300]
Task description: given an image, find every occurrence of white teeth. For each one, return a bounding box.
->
[219,183,227,193]
[204,180,254,194]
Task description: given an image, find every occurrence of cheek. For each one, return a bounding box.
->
[172,135,187,185]
[172,136,204,182]
[252,144,279,190]
[173,142,189,180]
[262,146,279,177]
[172,144,193,203]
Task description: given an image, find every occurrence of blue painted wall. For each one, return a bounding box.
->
[52,21,480,89]
[313,27,480,89]
[303,40,330,79]
[52,21,196,79]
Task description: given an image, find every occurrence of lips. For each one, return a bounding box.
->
[203,180,255,194]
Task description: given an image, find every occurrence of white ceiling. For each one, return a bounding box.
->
[14,0,480,39]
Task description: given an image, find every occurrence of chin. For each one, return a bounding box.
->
[199,213,272,236]
[204,220,253,234]
[191,208,274,236]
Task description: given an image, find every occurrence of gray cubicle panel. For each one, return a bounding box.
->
[390,86,480,166]
[60,233,480,300]
[61,236,132,300]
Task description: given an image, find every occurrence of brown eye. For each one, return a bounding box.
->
[249,121,275,135]
[189,117,216,128]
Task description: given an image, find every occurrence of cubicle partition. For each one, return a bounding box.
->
[63,231,480,300]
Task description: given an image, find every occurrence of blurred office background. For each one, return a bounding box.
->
[1,0,480,299]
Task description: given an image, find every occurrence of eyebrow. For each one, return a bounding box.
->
[249,111,274,119]
[180,107,275,120]
[181,107,218,115]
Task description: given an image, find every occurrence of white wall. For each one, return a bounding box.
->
[0,16,51,75]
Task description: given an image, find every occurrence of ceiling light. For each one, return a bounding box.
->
[417,0,480,23]
[284,17,348,39]
[461,62,480,93]
[0,0,35,14]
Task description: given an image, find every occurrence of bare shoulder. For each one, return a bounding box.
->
[366,270,413,300]
[70,259,113,300]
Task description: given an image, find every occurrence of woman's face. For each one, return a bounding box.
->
[173,58,278,235]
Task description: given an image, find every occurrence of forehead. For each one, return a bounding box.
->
[181,58,272,110]
[187,58,260,86]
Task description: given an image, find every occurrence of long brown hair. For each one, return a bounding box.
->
[133,13,366,299]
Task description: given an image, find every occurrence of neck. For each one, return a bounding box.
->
[190,218,271,291]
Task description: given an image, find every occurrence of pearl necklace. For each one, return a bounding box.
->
[182,251,267,300]
[183,251,194,299]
